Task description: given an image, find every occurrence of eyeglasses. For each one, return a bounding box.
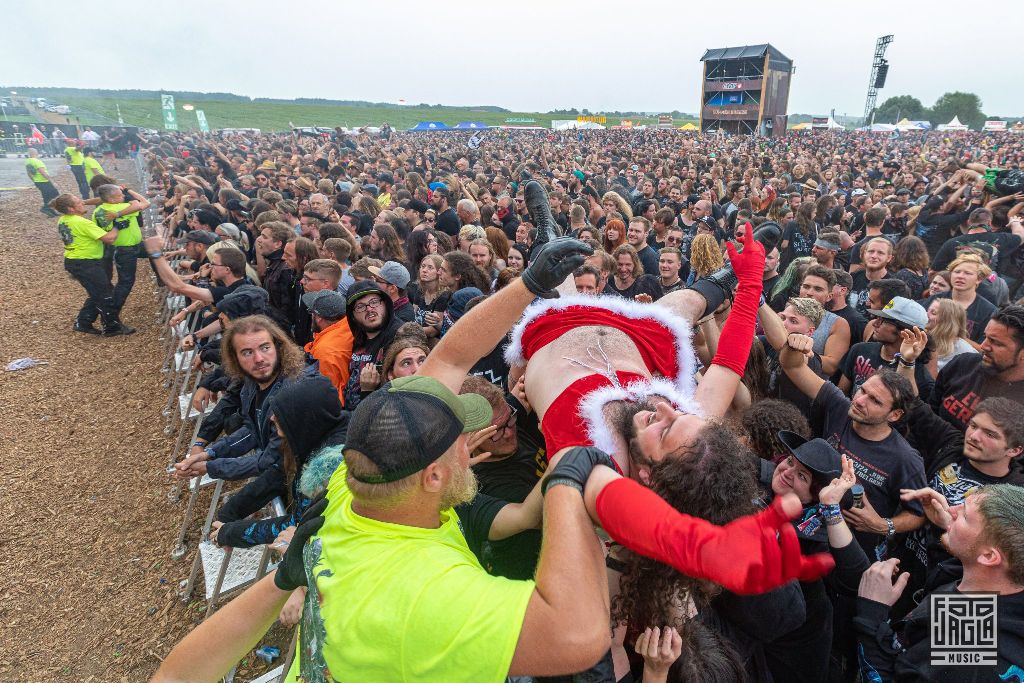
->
[490,401,519,439]
[353,297,385,313]
[300,274,327,284]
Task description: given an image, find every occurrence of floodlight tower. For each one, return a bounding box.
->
[863,35,894,123]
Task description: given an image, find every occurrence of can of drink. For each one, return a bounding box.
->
[851,485,865,509]
[254,646,281,664]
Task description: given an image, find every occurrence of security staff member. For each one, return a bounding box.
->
[26,149,59,216]
[64,141,90,197]
[82,147,105,194]
[93,183,151,315]
[51,193,135,336]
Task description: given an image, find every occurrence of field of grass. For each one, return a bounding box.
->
[56,95,697,132]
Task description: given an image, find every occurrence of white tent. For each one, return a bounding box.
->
[937,116,969,131]
[857,123,897,132]
[551,119,606,131]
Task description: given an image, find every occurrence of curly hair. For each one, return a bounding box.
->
[739,399,812,461]
[443,251,491,293]
[690,233,724,278]
[613,422,758,630]
[220,315,305,381]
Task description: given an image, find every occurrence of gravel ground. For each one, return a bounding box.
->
[0,166,286,681]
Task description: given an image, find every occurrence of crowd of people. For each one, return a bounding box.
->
[44,123,1024,682]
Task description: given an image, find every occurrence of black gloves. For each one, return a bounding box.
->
[542,446,616,496]
[273,494,328,591]
[521,238,593,298]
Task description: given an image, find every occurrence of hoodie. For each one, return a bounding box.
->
[216,375,348,548]
[343,281,402,409]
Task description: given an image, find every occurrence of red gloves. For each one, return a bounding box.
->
[711,222,764,376]
[595,477,834,595]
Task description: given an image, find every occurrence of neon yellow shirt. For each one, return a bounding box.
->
[26,158,47,183]
[284,461,534,682]
[83,157,104,184]
[65,146,84,166]
[95,202,142,247]
[377,191,392,209]
[58,214,107,260]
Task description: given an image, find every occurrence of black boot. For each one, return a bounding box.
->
[523,180,561,247]
[688,221,781,317]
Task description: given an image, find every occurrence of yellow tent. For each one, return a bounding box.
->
[677,122,698,130]
[790,122,812,130]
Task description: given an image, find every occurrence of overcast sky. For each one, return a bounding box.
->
[5,0,1020,117]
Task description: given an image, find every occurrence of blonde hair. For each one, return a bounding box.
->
[786,297,825,329]
[947,253,992,282]
[602,191,633,220]
[927,298,969,358]
[690,233,724,278]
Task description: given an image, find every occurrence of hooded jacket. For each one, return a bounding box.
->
[343,281,402,409]
[216,375,348,547]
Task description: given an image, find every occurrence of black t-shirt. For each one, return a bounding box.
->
[928,352,1024,432]
[781,221,815,267]
[922,292,996,343]
[930,231,1022,274]
[208,277,250,305]
[812,382,927,556]
[603,274,663,301]
[469,340,510,391]
[758,336,822,414]
[434,207,461,237]
[915,207,970,258]
[635,244,660,276]
[406,283,450,313]
[470,403,547,580]
[848,270,885,315]
[833,304,868,345]
[842,341,935,399]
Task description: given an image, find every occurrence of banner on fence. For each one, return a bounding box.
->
[161,94,178,131]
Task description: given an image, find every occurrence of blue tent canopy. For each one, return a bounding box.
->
[408,121,451,131]
[454,122,489,129]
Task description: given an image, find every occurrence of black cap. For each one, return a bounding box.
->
[777,431,842,489]
[185,230,218,246]
[216,285,269,319]
[407,199,429,214]
[345,376,492,483]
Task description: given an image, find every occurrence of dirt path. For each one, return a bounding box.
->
[0,167,284,681]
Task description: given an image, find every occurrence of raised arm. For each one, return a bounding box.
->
[421,239,590,392]
[143,236,214,303]
[779,333,828,399]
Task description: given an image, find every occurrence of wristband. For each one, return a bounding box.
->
[192,440,206,448]
[149,251,163,259]
[885,517,896,538]
[204,446,216,459]
[819,503,842,519]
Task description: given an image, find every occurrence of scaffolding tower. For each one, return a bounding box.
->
[863,35,894,122]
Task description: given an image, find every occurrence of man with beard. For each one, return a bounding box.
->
[173,315,306,527]
[430,185,461,237]
[209,375,348,548]
[840,296,934,398]
[781,333,927,556]
[153,194,831,683]
[342,281,402,409]
[854,484,1024,682]
[930,305,1024,432]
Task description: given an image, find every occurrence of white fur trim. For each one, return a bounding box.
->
[576,377,704,460]
[504,295,698,397]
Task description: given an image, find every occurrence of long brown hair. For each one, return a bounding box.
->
[220,315,305,381]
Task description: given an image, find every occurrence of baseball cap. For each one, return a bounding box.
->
[345,375,493,483]
[301,289,346,320]
[362,183,380,197]
[216,285,269,319]
[368,261,411,289]
[185,230,218,246]
[448,287,483,321]
[408,199,429,214]
[777,430,842,489]
[851,188,867,197]
[869,296,928,329]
